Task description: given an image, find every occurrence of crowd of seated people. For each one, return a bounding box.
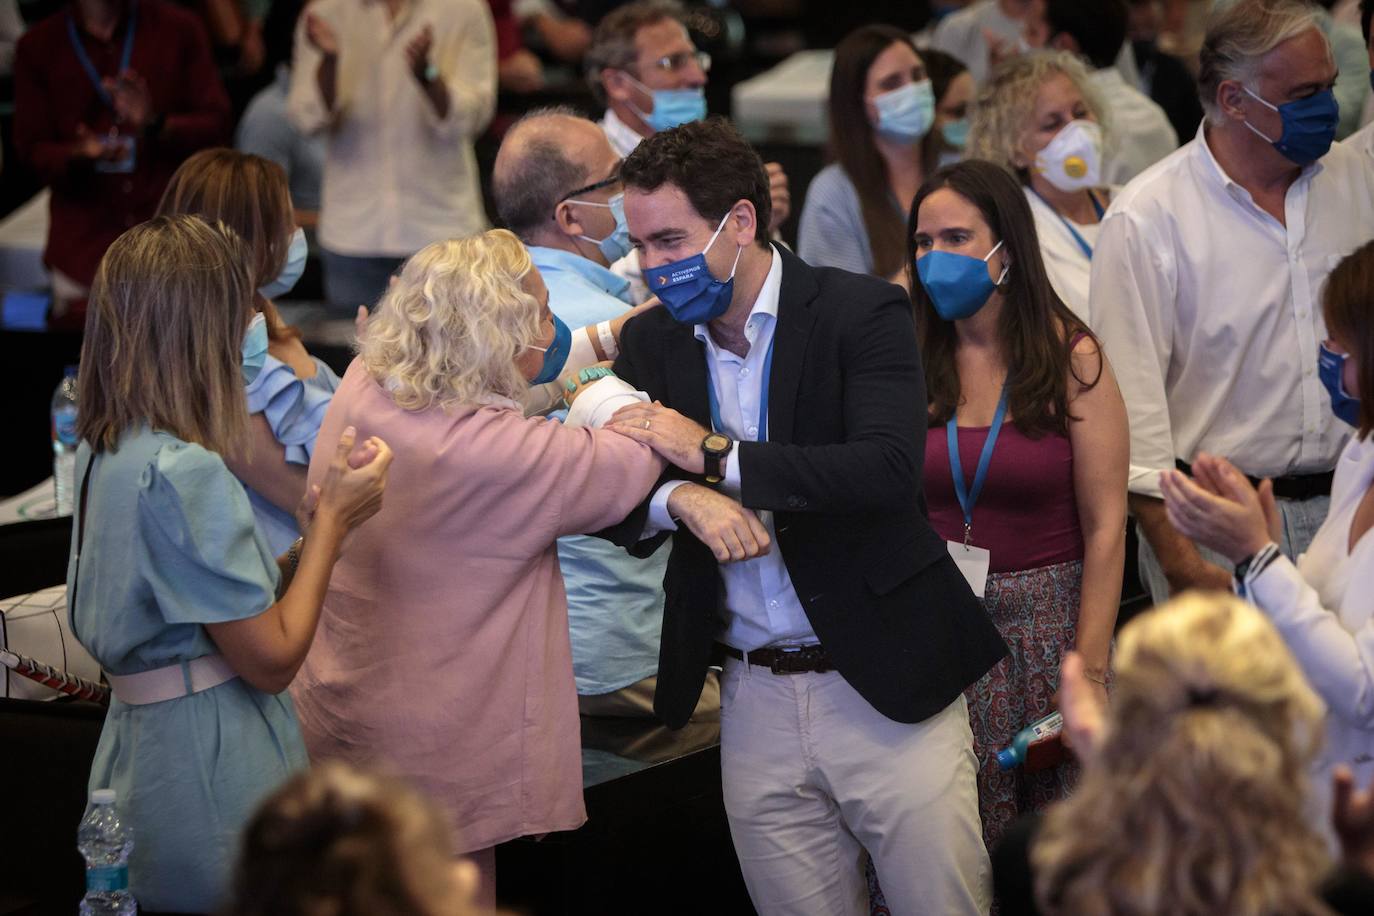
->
[11,0,1374,914]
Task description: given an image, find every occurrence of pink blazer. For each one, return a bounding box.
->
[292,360,664,852]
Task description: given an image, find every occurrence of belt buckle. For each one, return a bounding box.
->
[770,647,810,675]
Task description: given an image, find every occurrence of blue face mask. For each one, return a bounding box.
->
[647,211,742,325]
[529,312,573,386]
[259,227,308,300]
[242,312,269,384]
[941,117,970,150]
[1242,86,1339,166]
[571,192,633,263]
[873,79,936,144]
[625,73,707,133]
[916,240,1008,321]
[1319,342,1361,427]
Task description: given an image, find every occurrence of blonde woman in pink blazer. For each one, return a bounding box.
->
[292,229,665,905]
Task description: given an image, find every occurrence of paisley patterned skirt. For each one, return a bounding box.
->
[968,558,1084,852]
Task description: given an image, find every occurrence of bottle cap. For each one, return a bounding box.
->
[91,788,117,805]
[996,748,1018,771]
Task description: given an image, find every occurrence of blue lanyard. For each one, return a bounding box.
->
[706,335,775,442]
[1032,188,1103,260]
[67,0,138,111]
[947,387,1008,545]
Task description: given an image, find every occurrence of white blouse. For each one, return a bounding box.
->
[1025,187,1109,326]
[1241,433,1374,812]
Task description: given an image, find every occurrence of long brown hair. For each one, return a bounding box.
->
[77,215,253,455]
[1321,239,1374,441]
[907,159,1097,437]
[829,25,938,279]
[157,148,299,342]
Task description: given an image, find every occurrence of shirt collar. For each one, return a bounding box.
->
[602,109,647,159]
[528,245,633,304]
[692,246,783,347]
[1090,67,1125,89]
[1194,121,1324,197]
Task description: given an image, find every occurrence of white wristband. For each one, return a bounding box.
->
[596,320,618,361]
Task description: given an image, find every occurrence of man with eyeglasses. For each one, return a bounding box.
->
[492,107,721,719]
[585,0,790,236]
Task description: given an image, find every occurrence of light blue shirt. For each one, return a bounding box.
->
[237,66,326,213]
[530,243,669,695]
[647,249,819,651]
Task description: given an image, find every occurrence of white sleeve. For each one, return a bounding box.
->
[564,377,649,429]
[644,480,688,536]
[1089,208,1178,499]
[1244,550,1374,727]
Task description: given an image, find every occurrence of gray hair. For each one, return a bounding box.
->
[492,106,591,242]
[583,0,686,105]
[1198,0,1325,125]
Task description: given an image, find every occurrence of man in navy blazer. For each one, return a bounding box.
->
[599,118,1007,916]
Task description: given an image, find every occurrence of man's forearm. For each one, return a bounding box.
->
[1131,493,1231,593]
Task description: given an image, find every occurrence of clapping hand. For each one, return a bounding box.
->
[404,24,434,81]
[607,402,712,474]
[1334,765,1374,878]
[1160,452,1280,564]
[296,426,392,535]
[765,162,790,232]
[1057,651,1107,767]
[103,69,152,130]
[305,12,339,56]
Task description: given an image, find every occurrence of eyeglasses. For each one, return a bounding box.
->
[641,50,711,74]
[559,170,622,203]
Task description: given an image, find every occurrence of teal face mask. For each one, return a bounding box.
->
[941,117,970,149]
[570,192,633,263]
[242,312,269,384]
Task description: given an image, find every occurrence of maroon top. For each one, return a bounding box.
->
[925,420,1084,575]
[14,0,230,288]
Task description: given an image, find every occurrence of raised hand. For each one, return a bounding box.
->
[105,69,152,130]
[667,483,771,564]
[765,162,790,232]
[305,12,339,57]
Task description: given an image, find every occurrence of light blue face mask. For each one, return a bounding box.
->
[624,72,707,133]
[569,192,633,263]
[259,227,308,300]
[242,312,269,384]
[873,79,936,144]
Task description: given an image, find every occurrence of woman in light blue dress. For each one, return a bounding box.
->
[69,215,391,913]
[158,148,342,553]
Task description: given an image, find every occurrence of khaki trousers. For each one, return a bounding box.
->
[719,658,990,916]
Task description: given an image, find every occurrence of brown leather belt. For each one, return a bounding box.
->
[716,643,834,675]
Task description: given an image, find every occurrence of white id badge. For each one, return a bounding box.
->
[946,541,990,598]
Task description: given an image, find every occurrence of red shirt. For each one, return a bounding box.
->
[14,0,230,287]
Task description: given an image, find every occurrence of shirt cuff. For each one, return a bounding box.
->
[564,377,647,428]
[644,480,689,537]
[1126,464,1167,500]
[720,442,741,498]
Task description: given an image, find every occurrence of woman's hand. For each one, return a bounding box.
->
[311,426,393,534]
[1160,452,1276,564]
[1334,765,1374,877]
[1058,651,1107,767]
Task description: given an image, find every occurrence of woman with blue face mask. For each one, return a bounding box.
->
[797,25,947,287]
[909,159,1129,854]
[968,51,1116,325]
[290,229,664,904]
[159,149,342,554]
[1163,239,1374,832]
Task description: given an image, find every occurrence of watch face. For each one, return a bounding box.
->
[704,433,730,453]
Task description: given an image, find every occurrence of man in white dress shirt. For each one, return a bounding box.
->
[932,0,1032,84]
[1344,0,1374,156]
[583,0,790,236]
[1091,0,1374,603]
[288,0,495,314]
[1025,0,1179,183]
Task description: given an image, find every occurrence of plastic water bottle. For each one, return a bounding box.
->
[77,788,137,915]
[51,365,80,515]
[997,711,1066,771]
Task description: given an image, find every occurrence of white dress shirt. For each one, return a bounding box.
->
[601,108,646,159]
[1240,433,1374,826]
[287,0,496,258]
[642,249,819,650]
[1025,185,1111,324]
[1092,67,1179,185]
[1090,124,1374,499]
[1347,119,1374,161]
[929,0,1023,85]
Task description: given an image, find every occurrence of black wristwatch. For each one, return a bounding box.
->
[702,432,732,484]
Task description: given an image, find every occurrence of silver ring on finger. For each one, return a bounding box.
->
[644,419,651,430]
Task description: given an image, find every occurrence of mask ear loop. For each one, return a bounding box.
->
[706,210,745,281]
[982,239,1009,286]
[1240,86,1281,144]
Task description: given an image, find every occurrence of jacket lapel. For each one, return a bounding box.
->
[768,247,820,446]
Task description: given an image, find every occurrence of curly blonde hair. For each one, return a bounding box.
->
[967,50,1107,178]
[360,229,544,412]
[1032,592,1332,916]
